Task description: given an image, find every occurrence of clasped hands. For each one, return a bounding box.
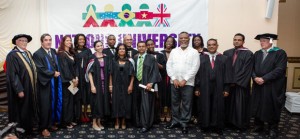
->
[173,79,186,88]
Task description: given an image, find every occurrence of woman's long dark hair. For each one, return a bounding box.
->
[58,35,75,56]
[192,35,204,48]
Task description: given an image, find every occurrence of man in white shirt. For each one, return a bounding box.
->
[165,32,200,134]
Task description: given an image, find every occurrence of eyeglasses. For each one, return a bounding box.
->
[17,39,28,42]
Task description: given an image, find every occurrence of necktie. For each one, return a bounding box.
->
[22,52,31,65]
[211,56,215,69]
[137,56,143,81]
[262,50,268,62]
[111,49,115,55]
[48,50,52,58]
[232,50,238,65]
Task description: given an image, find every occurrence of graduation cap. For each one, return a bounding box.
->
[254,33,278,43]
[12,34,32,45]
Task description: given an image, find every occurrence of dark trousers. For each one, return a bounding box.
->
[170,85,194,127]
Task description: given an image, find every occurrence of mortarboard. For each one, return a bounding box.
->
[12,34,32,45]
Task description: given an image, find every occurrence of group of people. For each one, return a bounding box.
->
[5,31,287,138]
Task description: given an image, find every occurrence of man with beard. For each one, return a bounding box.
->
[165,32,200,134]
[103,35,116,58]
[6,34,38,137]
[33,34,62,137]
[223,33,253,131]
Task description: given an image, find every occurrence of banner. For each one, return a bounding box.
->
[47,0,208,50]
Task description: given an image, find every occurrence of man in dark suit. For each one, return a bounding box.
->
[103,35,116,58]
[132,41,161,133]
[33,33,62,137]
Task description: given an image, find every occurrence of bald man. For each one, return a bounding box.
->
[123,35,138,58]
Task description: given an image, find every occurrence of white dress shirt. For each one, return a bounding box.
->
[207,52,218,62]
[166,46,200,86]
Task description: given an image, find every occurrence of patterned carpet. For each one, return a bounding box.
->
[0,109,299,139]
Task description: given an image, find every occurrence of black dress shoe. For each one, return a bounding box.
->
[251,126,264,133]
[165,123,178,129]
[140,127,149,133]
[269,130,277,138]
[182,127,188,134]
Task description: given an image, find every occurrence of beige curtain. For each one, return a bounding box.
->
[0,0,48,68]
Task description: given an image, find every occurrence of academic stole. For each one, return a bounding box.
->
[45,54,63,124]
[16,52,39,114]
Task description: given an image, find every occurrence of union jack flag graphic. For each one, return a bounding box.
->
[153,3,171,27]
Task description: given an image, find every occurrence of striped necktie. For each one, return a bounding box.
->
[137,56,143,81]
[22,52,31,65]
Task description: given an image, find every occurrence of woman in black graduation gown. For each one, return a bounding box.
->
[191,35,208,124]
[160,36,176,122]
[74,34,92,123]
[109,43,134,129]
[57,35,78,128]
[192,35,208,55]
[86,40,110,131]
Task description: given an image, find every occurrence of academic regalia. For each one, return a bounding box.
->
[223,47,253,129]
[6,46,38,133]
[198,48,208,55]
[33,47,63,130]
[160,50,172,109]
[103,48,115,59]
[195,53,230,129]
[251,47,287,126]
[148,51,167,122]
[110,58,134,119]
[74,48,92,120]
[192,47,208,123]
[57,51,76,125]
[86,54,111,118]
[132,54,161,129]
[127,47,138,58]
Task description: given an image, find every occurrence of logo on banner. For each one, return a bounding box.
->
[82,3,171,27]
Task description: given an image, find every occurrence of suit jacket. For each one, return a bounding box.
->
[33,47,59,85]
[133,54,161,85]
[103,48,115,58]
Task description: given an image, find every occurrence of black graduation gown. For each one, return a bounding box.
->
[110,59,134,119]
[127,47,138,58]
[195,54,230,128]
[33,47,63,129]
[148,51,167,120]
[74,48,92,120]
[132,54,161,129]
[75,48,92,105]
[223,48,253,129]
[160,50,171,108]
[57,51,76,125]
[6,47,38,133]
[103,48,115,59]
[192,49,208,120]
[251,48,287,123]
[86,54,111,118]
